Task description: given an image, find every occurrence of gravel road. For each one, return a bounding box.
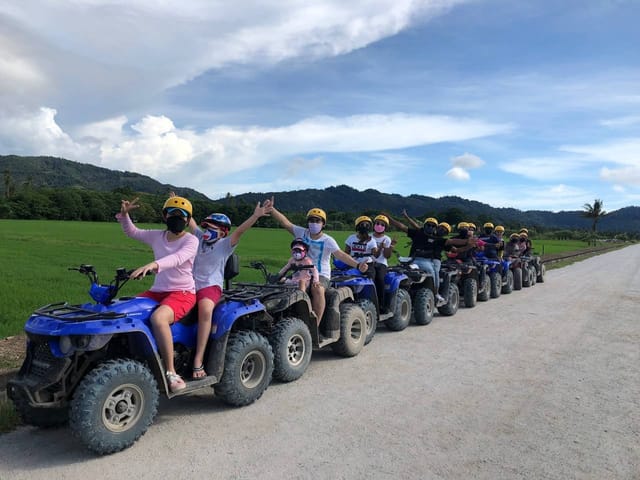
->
[1,245,639,480]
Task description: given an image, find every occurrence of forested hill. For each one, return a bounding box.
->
[0,155,208,200]
[1,155,639,233]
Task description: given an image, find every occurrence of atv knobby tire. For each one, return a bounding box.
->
[489,272,502,299]
[12,391,69,428]
[331,303,366,357]
[513,267,523,291]
[215,330,274,406]
[69,359,159,455]
[385,288,412,331]
[437,283,459,317]
[413,288,435,326]
[501,270,514,294]
[463,278,477,308]
[537,263,546,283]
[357,298,378,345]
[522,266,532,288]
[269,317,312,382]
[477,274,490,302]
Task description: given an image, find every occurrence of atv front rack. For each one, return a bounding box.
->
[34,302,127,321]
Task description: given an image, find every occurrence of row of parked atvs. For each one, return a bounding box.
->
[7,252,545,454]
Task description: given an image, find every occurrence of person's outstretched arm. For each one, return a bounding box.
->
[229,198,273,247]
[270,202,296,235]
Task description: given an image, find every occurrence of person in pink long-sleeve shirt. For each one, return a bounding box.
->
[116,195,198,392]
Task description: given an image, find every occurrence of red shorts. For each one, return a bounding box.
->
[139,290,196,323]
[196,285,223,304]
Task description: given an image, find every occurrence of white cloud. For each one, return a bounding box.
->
[499,156,588,180]
[600,166,640,186]
[451,152,484,169]
[0,1,468,116]
[446,166,470,181]
[600,115,640,128]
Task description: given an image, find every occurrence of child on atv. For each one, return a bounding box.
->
[277,238,319,291]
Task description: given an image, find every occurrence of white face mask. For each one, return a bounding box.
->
[292,251,305,261]
[308,222,322,235]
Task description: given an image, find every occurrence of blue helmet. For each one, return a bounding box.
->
[201,213,231,230]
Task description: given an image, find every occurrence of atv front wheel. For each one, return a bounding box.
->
[215,331,274,406]
[477,274,490,302]
[501,270,514,294]
[270,317,312,383]
[69,359,159,455]
[513,267,523,291]
[437,284,459,316]
[489,272,502,299]
[463,278,478,308]
[413,288,435,326]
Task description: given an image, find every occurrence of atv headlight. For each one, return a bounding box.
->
[58,335,73,355]
[72,334,112,351]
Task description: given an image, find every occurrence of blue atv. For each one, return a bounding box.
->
[7,258,285,455]
[331,260,412,344]
[395,257,437,326]
[474,252,514,298]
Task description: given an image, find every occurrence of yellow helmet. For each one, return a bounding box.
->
[495,225,505,233]
[424,217,438,226]
[468,222,477,230]
[306,208,327,224]
[438,222,451,234]
[162,196,192,217]
[374,214,389,226]
[519,227,529,234]
[510,233,519,240]
[457,221,469,229]
[354,215,373,228]
[520,232,528,238]
[483,222,494,229]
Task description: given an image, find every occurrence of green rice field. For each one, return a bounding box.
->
[0,219,588,338]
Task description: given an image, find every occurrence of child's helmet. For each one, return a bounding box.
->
[306,208,327,224]
[374,214,389,226]
[495,225,505,233]
[291,238,309,251]
[202,213,232,235]
[424,217,438,226]
[519,227,529,234]
[163,196,192,218]
[354,215,373,228]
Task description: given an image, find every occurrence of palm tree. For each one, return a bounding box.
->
[582,199,606,245]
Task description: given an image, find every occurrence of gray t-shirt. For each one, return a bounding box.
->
[192,229,235,291]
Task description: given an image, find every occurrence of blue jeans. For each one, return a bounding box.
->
[413,257,441,292]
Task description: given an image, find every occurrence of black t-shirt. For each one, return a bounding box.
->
[479,234,501,259]
[407,228,446,259]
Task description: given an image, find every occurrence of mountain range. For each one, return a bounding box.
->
[2,155,638,233]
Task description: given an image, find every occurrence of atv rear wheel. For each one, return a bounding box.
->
[357,299,378,345]
[477,274,490,302]
[537,263,546,283]
[270,318,312,383]
[385,288,412,331]
[413,288,435,326]
[69,359,159,455]
[215,331,274,406]
[331,303,366,357]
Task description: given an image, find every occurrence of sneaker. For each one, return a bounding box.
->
[166,371,186,392]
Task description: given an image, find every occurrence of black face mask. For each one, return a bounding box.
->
[357,225,370,235]
[436,227,447,236]
[458,228,468,237]
[166,216,187,234]
[510,239,518,244]
[484,228,493,235]
[424,225,436,235]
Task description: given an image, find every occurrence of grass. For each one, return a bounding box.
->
[0,396,20,434]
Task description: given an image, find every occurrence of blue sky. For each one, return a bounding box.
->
[1,0,639,212]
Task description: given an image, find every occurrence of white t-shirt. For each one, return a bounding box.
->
[345,234,377,264]
[372,234,392,266]
[292,225,340,279]
[192,229,236,291]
